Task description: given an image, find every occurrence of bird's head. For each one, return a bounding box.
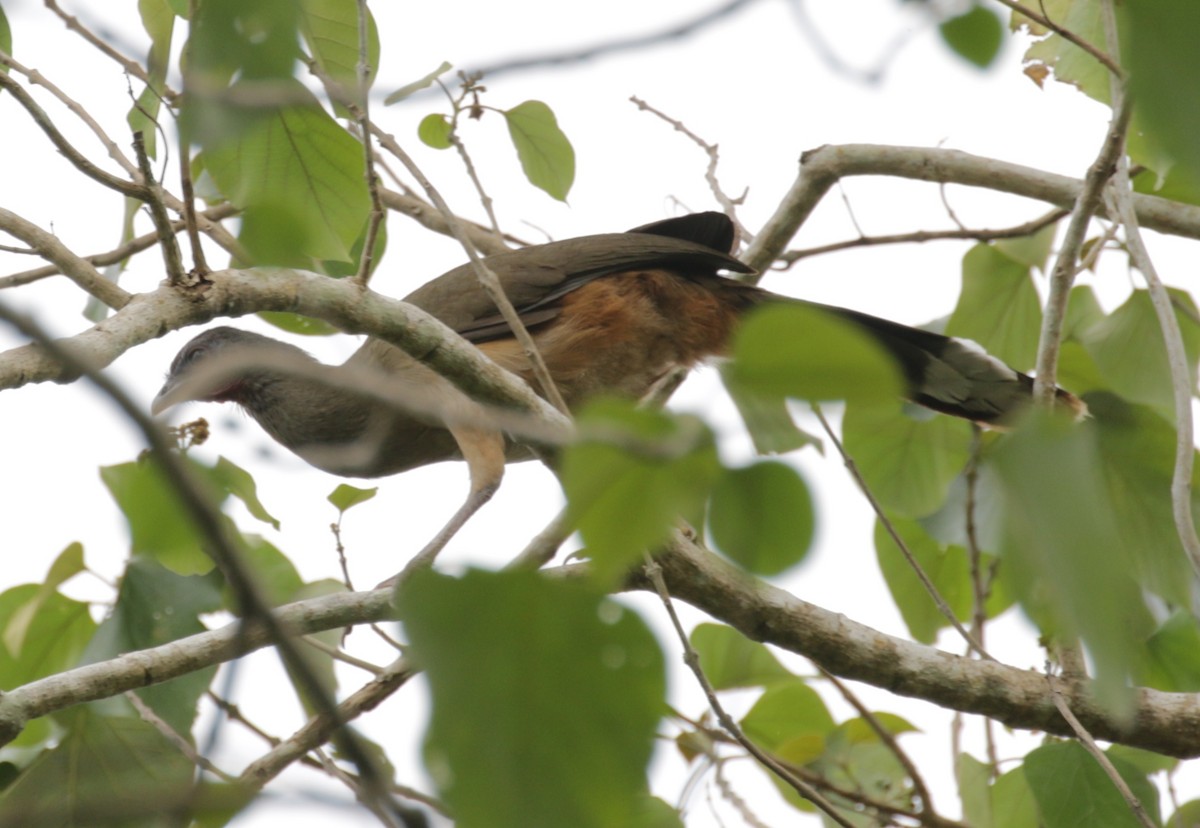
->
[151,326,287,415]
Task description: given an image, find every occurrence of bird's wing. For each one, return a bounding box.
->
[401,225,751,344]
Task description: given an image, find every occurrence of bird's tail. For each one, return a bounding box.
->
[745,289,1087,425]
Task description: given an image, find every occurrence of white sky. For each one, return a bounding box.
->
[1,1,1193,826]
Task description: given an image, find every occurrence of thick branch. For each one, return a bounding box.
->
[6,544,1200,759]
[635,536,1200,759]
[743,144,1200,275]
[0,590,395,747]
[0,267,567,431]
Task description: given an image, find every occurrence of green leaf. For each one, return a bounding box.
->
[707,461,815,576]
[82,558,223,736]
[2,542,86,658]
[562,400,721,583]
[503,100,575,201]
[689,623,793,690]
[418,112,453,149]
[1127,1,1200,197]
[129,0,175,158]
[385,60,453,104]
[807,717,917,818]
[0,585,95,687]
[958,753,994,828]
[398,569,665,828]
[187,0,300,86]
[720,364,822,454]
[0,5,11,74]
[740,679,835,751]
[201,88,371,264]
[726,303,904,404]
[299,0,380,108]
[227,535,304,607]
[328,483,378,513]
[101,456,218,575]
[1062,284,1107,342]
[212,456,280,529]
[1169,800,1200,828]
[874,517,974,644]
[630,795,685,828]
[1025,741,1160,828]
[989,411,1156,704]
[0,712,196,825]
[993,766,1039,828]
[1143,610,1200,692]
[940,5,1004,68]
[1106,744,1177,777]
[1083,288,1200,418]
[947,243,1043,370]
[1088,394,1199,607]
[843,399,972,517]
[994,218,1059,272]
[1020,1,1110,104]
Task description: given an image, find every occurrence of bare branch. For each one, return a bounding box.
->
[0,48,139,177]
[133,132,186,285]
[0,208,132,309]
[1032,93,1132,403]
[630,536,1200,759]
[813,405,992,660]
[0,204,237,289]
[778,207,1068,266]
[0,69,149,201]
[630,96,750,237]
[743,144,1200,278]
[642,552,858,828]
[368,123,570,413]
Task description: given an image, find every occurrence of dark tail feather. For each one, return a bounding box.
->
[754,293,1086,425]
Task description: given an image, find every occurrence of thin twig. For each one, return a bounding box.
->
[126,691,237,782]
[178,144,211,277]
[641,551,859,828]
[507,508,573,569]
[812,405,993,661]
[367,122,570,414]
[352,1,385,287]
[1047,674,1157,828]
[43,0,170,96]
[0,48,139,177]
[1031,85,1132,403]
[0,208,131,309]
[240,654,417,788]
[998,0,1123,77]
[0,69,149,200]
[0,205,237,289]
[630,96,750,238]
[133,132,186,285]
[301,635,384,676]
[778,208,1068,266]
[818,667,935,814]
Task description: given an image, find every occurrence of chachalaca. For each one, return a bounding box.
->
[152,212,1084,573]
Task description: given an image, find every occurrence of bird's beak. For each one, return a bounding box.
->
[151,377,188,416]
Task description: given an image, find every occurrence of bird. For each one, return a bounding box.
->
[152,212,1084,576]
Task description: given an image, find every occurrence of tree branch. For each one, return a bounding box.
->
[0,208,132,309]
[633,535,1200,759]
[742,143,1200,276]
